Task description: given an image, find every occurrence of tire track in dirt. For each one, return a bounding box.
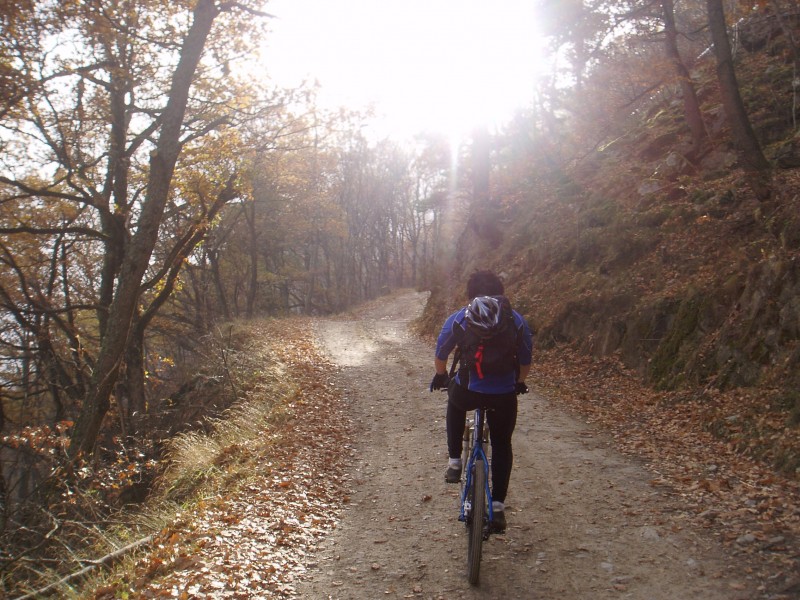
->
[296,289,756,599]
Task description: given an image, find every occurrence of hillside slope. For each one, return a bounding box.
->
[420,15,800,479]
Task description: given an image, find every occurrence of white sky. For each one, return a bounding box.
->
[259,0,547,141]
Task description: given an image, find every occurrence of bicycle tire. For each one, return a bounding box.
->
[467,457,486,585]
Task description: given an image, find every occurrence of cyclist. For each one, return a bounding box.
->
[430,269,533,532]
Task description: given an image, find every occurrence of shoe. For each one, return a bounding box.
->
[445,466,461,483]
[491,509,506,533]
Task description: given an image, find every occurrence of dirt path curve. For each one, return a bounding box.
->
[297,290,755,600]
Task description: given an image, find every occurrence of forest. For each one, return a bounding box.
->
[1,0,799,596]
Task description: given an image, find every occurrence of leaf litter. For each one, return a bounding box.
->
[536,346,800,595]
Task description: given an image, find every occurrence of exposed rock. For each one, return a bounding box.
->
[699,149,737,174]
[736,533,757,545]
[773,135,800,169]
[638,179,663,196]
[639,526,661,541]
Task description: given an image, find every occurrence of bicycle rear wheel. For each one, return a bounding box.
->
[466,457,486,585]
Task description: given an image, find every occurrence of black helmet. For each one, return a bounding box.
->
[465,296,502,333]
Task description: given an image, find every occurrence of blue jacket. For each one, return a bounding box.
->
[435,307,533,394]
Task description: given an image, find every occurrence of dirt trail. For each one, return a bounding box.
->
[297,289,755,600]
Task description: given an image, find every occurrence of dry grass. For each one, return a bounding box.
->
[155,325,299,503]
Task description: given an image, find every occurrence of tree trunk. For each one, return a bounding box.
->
[60,242,89,400]
[706,0,772,200]
[69,0,220,457]
[116,320,146,434]
[0,444,6,533]
[663,0,709,153]
[123,178,238,435]
[304,240,319,314]
[468,125,502,248]
[770,0,800,129]
[208,248,231,322]
[245,200,258,318]
[98,59,133,339]
[472,125,490,209]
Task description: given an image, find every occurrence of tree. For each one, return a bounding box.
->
[769,0,800,129]
[0,0,275,457]
[406,134,452,287]
[67,0,233,456]
[662,0,709,153]
[466,124,503,249]
[536,0,613,89]
[706,0,772,199]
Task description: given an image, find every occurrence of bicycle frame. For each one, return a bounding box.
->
[458,407,494,528]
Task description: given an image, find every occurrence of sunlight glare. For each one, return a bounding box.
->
[260,0,546,141]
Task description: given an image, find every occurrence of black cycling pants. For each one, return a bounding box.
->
[446,382,518,504]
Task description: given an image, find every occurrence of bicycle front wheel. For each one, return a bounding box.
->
[466,457,486,585]
[459,424,471,490]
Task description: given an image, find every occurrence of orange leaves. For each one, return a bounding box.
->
[1,421,72,453]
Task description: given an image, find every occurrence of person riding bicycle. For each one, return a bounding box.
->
[430,269,533,533]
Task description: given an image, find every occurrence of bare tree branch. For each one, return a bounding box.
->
[11,534,154,600]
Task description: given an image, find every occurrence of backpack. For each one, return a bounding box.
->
[450,295,520,381]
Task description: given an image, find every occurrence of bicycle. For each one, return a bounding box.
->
[432,360,526,584]
[458,405,494,585]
